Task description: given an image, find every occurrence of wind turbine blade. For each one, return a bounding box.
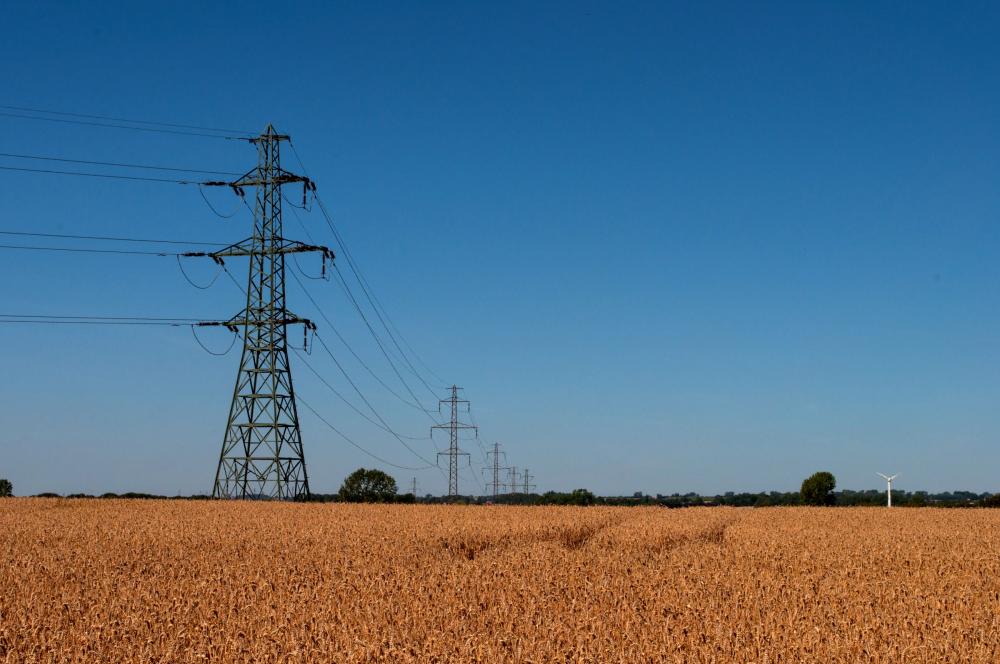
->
[877,473,889,480]
[888,474,899,481]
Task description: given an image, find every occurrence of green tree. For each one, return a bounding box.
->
[569,488,596,506]
[981,494,1000,508]
[800,471,836,506]
[338,468,398,503]
[0,479,11,497]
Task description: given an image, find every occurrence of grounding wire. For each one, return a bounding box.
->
[0,104,256,136]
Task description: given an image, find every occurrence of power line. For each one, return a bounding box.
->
[0,314,207,327]
[0,320,188,326]
[220,263,247,295]
[463,463,487,495]
[0,164,199,184]
[287,198,451,460]
[286,140,447,393]
[316,195,448,389]
[0,110,249,139]
[288,267,438,415]
[293,341,431,442]
[310,334,441,467]
[315,193,445,398]
[330,264,443,417]
[292,192,436,396]
[296,394,435,471]
[0,243,181,256]
[283,195,319,243]
[0,104,256,136]
[0,230,226,247]
[0,314,203,321]
[0,152,241,176]
[287,191,412,378]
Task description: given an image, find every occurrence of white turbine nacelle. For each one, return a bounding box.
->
[877,472,899,508]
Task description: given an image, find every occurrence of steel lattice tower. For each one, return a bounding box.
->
[521,467,536,494]
[483,441,508,499]
[207,125,332,500]
[431,385,477,498]
[507,466,520,494]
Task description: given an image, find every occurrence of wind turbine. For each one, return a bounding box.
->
[877,472,899,508]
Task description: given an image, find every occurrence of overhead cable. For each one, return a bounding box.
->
[0,104,256,136]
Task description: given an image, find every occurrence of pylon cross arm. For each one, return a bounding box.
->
[202,167,312,190]
[197,313,316,331]
[192,237,333,260]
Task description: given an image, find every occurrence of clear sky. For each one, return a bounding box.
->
[2,2,999,497]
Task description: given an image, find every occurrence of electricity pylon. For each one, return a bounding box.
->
[200,125,333,500]
[431,385,477,498]
[507,466,520,494]
[521,467,536,494]
[483,442,508,499]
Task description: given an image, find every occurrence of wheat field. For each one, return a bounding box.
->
[2,499,999,662]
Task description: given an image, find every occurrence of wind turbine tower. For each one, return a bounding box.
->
[877,472,899,508]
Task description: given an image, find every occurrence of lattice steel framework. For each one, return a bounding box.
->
[431,385,477,498]
[507,466,520,494]
[483,441,508,499]
[208,125,332,500]
[521,467,536,494]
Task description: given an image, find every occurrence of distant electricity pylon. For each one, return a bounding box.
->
[521,467,536,494]
[411,477,419,497]
[200,125,333,500]
[483,442,509,499]
[507,466,520,494]
[431,385,477,498]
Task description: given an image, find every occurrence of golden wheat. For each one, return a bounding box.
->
[2,499,999,662]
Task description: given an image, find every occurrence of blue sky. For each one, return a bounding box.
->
[2,1,999,496]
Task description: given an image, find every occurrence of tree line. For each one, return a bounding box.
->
[6,469,1000,508]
